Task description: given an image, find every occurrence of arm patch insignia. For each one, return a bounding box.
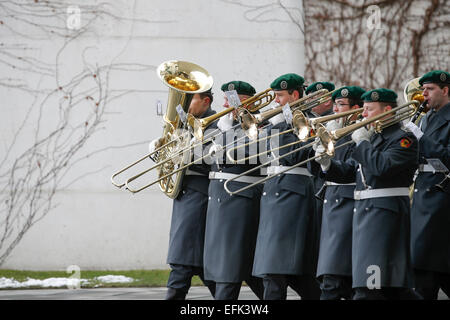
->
[400,137,412,148]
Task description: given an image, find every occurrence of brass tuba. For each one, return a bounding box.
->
[111,60,213,198]
[404,77,426,124]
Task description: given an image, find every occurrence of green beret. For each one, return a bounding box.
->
[332,86,366,101]
[305,81,335,94]
[361,88,397,103]
[270,73,305,91]
[419,70,450,86]
[221,81,256,96]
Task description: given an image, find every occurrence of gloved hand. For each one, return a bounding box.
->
[217,112,234,132]
[269,113,286,126]
[404,121,424,140]
[267,103,285,126]
[325,119,342,132]
[148,137,164,153]
[351,126,374,146]
[315,143,331,172]
[204,143,223,164]
[312,137,321,151]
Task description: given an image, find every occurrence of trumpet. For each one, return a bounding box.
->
[224,100,420,195]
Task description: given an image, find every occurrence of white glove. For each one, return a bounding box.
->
[351,126,374,146]
[315,143,331,172]
[148,137,164,153]
[203,143,223,164]
[325,119,342,132]
[269,113,286,126]
[267,103,285,126]
[208,143,222,156]
[217,112,234,132]
[312,137,321,151]
[404,121,424,140]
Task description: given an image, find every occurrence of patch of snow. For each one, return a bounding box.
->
[0,274,134,289]
[94,275,134,283]
[0,277,89,288]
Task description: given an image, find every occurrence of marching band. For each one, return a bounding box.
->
[112,64,450,300]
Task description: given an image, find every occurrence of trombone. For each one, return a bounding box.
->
[320,100,420,156]
[125,127,252,193]
[111,88,273,194]
[188,88,275,141]
[226,107,363,164]
[223,100,419,195]
[237,89,335,140]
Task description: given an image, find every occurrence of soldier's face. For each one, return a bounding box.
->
[223,94,251,108]
[422,83,449,110]
[333,98,351,113]
[223,94,251,118]
[274,90,298,106]
[188,94,209,117]
[362,102,391,127]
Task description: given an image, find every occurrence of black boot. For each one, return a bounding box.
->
[165,287,187,300]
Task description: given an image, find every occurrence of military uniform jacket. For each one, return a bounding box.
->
[411,102,450,273]
[323,123,418,288]
[252,121,317,277]
[203,122,263,283]
[166,107,216,267]
[308,134,356,278]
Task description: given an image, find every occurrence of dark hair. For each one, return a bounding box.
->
[438,83,450,97]
[348,98,364,108]
[199,90,213,105]
[288,86,304,98]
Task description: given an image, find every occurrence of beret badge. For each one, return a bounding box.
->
[341,88,349,97]
[371,91,379,101]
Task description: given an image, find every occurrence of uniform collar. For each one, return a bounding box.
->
[200,106,215,119]
[434,102,450,121]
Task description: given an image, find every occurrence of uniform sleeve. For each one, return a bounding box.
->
[322,158,358,184]
[271,122,310,166]
[418,134,450,169]
[351,133,418,177]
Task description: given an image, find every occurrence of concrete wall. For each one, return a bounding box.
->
[0,0,304,270]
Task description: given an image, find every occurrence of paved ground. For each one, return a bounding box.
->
[0,286,293,300]
[0,286,447,300]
